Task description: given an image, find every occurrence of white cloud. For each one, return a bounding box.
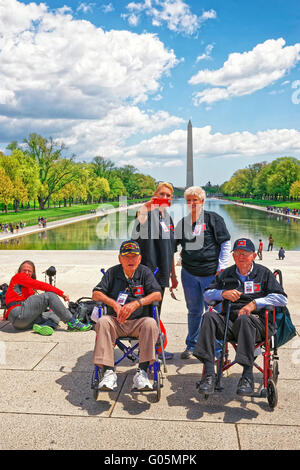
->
[196,44,214,62]
[190,38,300,104]
[120,125,300,162]
[102,3,115,13]
[77,3,95,14]
[0,0,184,165]
[124,0,216,35]
[0,0,179,120]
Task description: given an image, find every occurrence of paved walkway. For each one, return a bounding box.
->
[0,250,299,450]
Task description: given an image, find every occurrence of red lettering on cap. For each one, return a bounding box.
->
[237,240,246,246]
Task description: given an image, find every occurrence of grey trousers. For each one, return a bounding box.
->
[8,292,72,330]
[93,316,159,368]
[193,309,276,367]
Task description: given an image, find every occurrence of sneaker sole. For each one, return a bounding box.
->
[98,384,117,391]
[33,324,53,336]
[132,385,153,392]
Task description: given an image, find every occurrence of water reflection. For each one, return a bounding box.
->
[0,198,299,250]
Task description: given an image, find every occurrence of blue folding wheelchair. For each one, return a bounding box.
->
[91,300,167,402]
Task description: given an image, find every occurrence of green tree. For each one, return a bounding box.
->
[0,167,15,213]
[1,150,40,211]
[23,133,77,209]
[289,180,300,199]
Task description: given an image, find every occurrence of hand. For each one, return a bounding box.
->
[238,301,256,317]
[62,293,70,302]
[117,301,139,324]
[113,301,122,319]
[222,289,242,303]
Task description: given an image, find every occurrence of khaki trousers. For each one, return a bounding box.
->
[93,315,159,368]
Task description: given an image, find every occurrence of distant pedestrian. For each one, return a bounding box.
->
[267,234,274,251]
[257,239,263,260]
[278,247,285,260]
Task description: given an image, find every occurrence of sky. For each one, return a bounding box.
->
[0,0,300,187]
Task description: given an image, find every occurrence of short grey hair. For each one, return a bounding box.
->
[184,186,206,201]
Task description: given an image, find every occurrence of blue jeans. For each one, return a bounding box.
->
[181,268,216,351]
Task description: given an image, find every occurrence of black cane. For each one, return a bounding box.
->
[215,278,241,391]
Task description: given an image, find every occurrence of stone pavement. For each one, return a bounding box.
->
[0,250,299,450]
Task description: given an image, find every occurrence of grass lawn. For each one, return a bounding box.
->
[0,199,143,229]
[224,197,300,210]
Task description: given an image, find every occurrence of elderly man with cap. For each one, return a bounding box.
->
[193,238,287,396]
[92,240,162,392]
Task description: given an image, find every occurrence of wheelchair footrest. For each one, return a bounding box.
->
[131,386,154,393]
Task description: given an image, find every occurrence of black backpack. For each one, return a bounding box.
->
[0,283,8,309]
[68,297,100,325]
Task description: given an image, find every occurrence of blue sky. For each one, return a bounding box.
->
[0,0,300,187]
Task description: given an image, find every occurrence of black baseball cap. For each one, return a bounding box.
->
[232,238,255,252]
[119,240,141,256]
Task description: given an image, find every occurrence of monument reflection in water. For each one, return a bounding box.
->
[0,199,300,250]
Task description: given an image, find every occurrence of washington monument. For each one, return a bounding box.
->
[186,119,194,187]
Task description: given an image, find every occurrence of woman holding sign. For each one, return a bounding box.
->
[174,186,231,359]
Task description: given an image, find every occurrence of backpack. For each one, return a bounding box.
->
[68,297,100,325]
[275,306,297,348]
[0,283,8,309]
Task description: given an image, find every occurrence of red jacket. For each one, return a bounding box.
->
[5,272,64,319]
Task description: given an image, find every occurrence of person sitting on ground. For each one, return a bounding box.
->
[92,240,162,391]
[193,238,287,397]
[278,247,285,260]
[5,260,92,335]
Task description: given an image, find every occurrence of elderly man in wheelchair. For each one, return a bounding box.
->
[193,238,287,397]
[92,240,162,392]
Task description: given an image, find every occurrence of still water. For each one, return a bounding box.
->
[1,198,300,250]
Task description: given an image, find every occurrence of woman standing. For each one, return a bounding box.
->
[5,260,91,335]
[175,187,231,359]
[132,182,178,359]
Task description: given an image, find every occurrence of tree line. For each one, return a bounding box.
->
[220,157,300,200]
[0,133,157,213]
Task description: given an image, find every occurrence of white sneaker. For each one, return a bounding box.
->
[133,368,153,390]
[98,369,117,391]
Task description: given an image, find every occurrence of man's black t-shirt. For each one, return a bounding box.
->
[93,264,162,320]
[132,209,175,288]
[175,210,230,277]
[207,262,287,321]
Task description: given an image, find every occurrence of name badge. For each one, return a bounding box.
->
[244,281,254,294]
[160,221,169,232]
[116,292,128,305]
[193,224,205,236]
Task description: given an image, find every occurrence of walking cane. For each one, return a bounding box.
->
[215,278,241,391]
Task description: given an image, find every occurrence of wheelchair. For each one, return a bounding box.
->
[91,300,167,403]
[197,270,285,410]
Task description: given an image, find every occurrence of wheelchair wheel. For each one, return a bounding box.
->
[155,370,163,402]
[91,369,100,401]
[267,378,278,409]
[272,360,279,384]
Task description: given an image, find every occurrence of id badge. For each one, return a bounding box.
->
[244,281,254,294]
[116,291,128,305]
[160,221,169,232]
